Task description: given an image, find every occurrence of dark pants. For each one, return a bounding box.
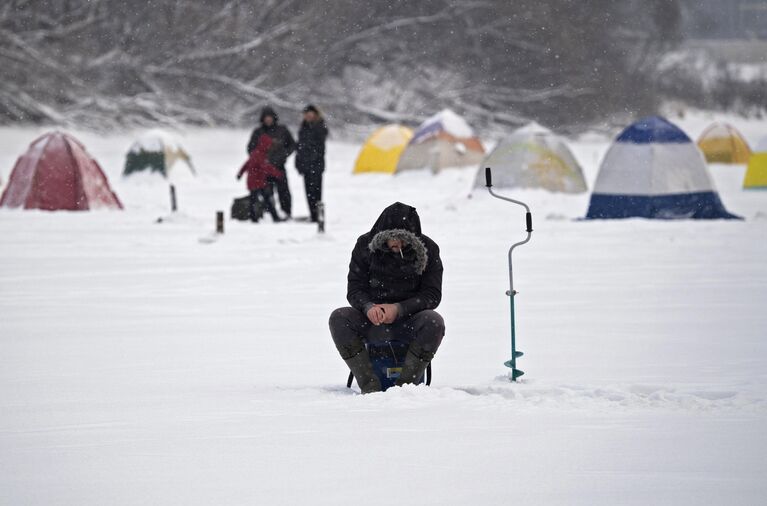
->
[268,170,291,217]
[329,307,445,360]
[249,189,279,222]
[302,168,323,222]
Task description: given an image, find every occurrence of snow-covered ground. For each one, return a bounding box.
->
[1,112,766,505]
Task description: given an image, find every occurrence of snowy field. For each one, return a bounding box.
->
[1,112,766,505]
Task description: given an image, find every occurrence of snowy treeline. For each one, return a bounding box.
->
[0,0,757,132]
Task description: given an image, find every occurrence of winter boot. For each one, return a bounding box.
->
[344,348,382,394]
[395,344,434,387]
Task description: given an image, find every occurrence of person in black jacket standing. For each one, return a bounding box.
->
[295,105,328,222]
[329,202,445,393]
[247,106,296,218]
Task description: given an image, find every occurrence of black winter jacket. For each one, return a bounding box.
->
[347,203,443,319]
[247,107,296,170]
[296,119,328,174]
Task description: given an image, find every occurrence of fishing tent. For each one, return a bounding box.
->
[585,116,739,220]
[353,125,413,174]
[474,122,587,193]
[0,131,123,211]
[396,109,484,173]
[124,129,196,177]
[743,137,767,190]
[697,122,751,164]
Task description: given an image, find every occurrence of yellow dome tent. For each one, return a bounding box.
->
[744,137,767,190]
[353,125,413,174]
[697,122,751,164]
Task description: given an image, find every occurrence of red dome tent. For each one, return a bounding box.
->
[0,131,122,211]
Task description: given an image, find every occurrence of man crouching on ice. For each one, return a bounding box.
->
[329,202,445,393]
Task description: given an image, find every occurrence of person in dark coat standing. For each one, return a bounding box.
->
[295,104,328,222]
[237,135,284,222]
[247,106,296,218]
[329,202,445,393]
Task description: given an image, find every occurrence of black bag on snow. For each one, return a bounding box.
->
[231,195,264,221]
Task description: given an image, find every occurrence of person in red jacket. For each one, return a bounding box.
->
[237,135,284,222]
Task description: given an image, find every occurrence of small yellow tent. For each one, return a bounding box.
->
[697,122,751,164]
[353,125,413,174]
[744,137,767,189]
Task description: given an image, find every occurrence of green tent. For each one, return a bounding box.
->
[124,130,196,177]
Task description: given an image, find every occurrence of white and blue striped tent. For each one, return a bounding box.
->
[586,116,740,220]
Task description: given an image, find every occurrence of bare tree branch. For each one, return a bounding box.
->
[160,20,294,66]
[0,28,87,87]
[145,65,301,110]
[328,4,477,53]
[29,10,105,42]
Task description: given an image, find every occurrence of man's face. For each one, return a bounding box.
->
[387,238,404,253]
[304,111,317,123]
[263,115,275,126]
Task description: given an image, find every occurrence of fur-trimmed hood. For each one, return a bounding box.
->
[368,228,429,275]
[369,202,421,236]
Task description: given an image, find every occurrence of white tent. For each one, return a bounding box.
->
[396,109,485,173]
[586,116,739,220]
[124,129,196,178]
[474,123,587,193]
